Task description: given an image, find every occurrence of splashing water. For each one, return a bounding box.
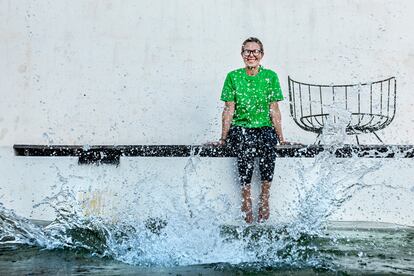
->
[286,105,368,234]
[1,105,414,274]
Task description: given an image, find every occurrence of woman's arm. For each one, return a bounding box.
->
[220,101,235,145]
[269,101,286,144]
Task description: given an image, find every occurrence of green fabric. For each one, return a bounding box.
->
[220,66,284,128]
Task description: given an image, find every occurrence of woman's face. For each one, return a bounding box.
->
[241,42,263,68]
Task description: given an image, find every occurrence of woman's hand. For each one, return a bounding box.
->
[279,140,302,146]
[204,139,226,146]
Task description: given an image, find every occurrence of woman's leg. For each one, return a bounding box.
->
[234,127,256,224]
[241,184,253,224]
[237,152,255,223]
[258,128,278,222]
[258,157,275,222]
[258,180,271,222]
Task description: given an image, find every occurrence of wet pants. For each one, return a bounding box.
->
[227,126,278,186]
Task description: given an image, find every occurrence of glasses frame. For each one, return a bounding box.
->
[241,49,263,57]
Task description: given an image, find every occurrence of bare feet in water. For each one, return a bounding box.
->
[242,198,253,224]
[243,208,253,224]
[258,200,269,222]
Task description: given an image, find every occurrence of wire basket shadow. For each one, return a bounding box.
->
[288,76,396,143]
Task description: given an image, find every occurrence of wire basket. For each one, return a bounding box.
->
[288,76,396,143]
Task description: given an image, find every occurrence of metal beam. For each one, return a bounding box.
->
[12,144,414,165]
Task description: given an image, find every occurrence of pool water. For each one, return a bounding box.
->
[1,220,413,275]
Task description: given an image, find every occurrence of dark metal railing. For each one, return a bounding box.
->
[288,76,397,143]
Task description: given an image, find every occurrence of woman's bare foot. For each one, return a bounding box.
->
[258,181,271,223]
[258,201,269,222]
[243,208,253,224]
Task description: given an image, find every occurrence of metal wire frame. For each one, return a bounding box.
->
[288,76,397,144]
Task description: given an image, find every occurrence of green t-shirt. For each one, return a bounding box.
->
[220,66,284,128]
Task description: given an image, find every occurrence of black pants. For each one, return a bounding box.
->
[227,126,278,186]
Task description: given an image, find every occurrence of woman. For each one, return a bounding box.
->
[218,37,286,224]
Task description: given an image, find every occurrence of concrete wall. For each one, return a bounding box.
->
[1,0,414,145]
[1,147,413,226]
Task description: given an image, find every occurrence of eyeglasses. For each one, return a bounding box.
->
[241,49,263,57]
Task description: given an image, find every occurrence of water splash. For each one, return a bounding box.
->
[318,103,351,146]
[0,104,412,271]
[0,202,49,247]
[1,181,324,267]
[287,104,385,238]
[182,147,201,219]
